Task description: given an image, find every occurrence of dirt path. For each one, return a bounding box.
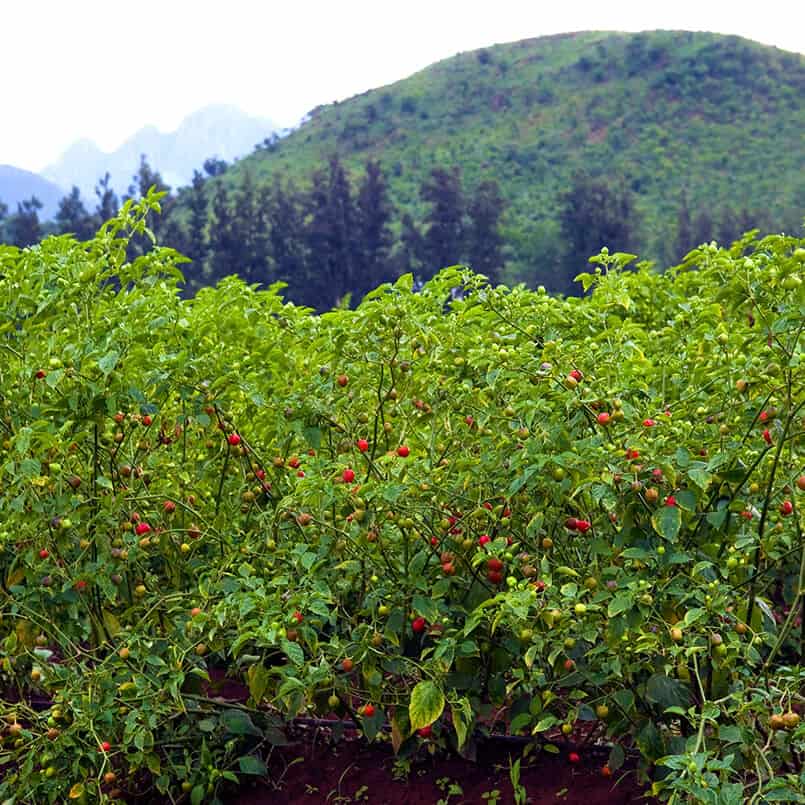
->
[234,734,653,804]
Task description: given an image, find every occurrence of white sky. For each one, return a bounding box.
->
[3,0,803,172]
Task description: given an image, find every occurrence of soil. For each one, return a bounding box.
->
[234,730,655,805]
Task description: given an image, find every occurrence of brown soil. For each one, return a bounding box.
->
[235,732,654,805]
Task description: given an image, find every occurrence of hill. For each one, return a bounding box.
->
[43,104,278,201]
[0,165,65,220]
[182,30,805,282]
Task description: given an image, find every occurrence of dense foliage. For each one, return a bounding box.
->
[0,196,803,803]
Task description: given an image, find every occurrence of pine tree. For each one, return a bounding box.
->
[0,199,9,243]
[56,187,95,240]
[186,170,209,265]
[692,209,714,247]
[718,206,741,245]
[94,173,119,226]
[466,179,505,283]
[267,178,308,297]
[10,197,43,247]
[674,192,693,260]
[305,156,356,308]
[420,167,465,279]
[559,173,638,292]
[208,183,237,284]
[232,172,263,284]
[354,160,393,298]
[396,214,425,278]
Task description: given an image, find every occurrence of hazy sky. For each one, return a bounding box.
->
[4,0,803,172]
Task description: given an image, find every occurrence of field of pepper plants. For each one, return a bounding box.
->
[0,193,802,803]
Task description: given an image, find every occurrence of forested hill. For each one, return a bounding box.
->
[4,31,803,307]
[169,30,804,289]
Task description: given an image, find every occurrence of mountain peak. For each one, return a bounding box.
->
[42,105,277,200]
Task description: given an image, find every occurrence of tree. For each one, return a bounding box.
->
[185,170,209,265]
[466,179,505,283]
[232,171,267,285]
[125,155,169,201]
[692,209,714,247]
[353,160,394,299]
[717,206,741,245]
[395,213,425,278]
[10,197,43,247]
[305,155,356,308]
[208,183,237,284]
[125,155,172,244]
[56,187,95,240]
[420,167,465,279]
[559,173,638,293]
[674,192,693,260]
[267,178,308,296]
[203,158,228,178]
[94,173,119,225]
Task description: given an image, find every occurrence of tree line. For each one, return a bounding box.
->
[0,156,506,309]
[0,156,772,307]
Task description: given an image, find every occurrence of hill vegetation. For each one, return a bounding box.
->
[172,30,804,288]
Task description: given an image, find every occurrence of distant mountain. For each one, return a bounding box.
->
[0,165,65,220]
[43,104,277,202]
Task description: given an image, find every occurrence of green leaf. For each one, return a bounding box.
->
[508,465,538,495]
[687,467,711,490]
[220,710,263,737]
[718,725,743,744]
[412,594,439,622]
[612,689,635,713]
[238,755,267,775]
[509,713,531,734]
[608,744,625,772]
[683,608,706,626]
[14,427,32,454]
[451,697,473,749]
[652,505,681,540]
[281,639,304,666]
[531,715,558,733]
[620,547,650,560]
[607,593,634,617]
[247,663,270,704]
[645,673,692,710]
[98,350,120,375]
[408,681,445,732]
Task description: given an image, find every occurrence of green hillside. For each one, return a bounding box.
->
[188,30,804,280]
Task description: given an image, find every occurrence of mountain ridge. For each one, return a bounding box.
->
[0,165,65,220]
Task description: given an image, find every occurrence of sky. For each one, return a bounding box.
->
[3,0,803,172]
